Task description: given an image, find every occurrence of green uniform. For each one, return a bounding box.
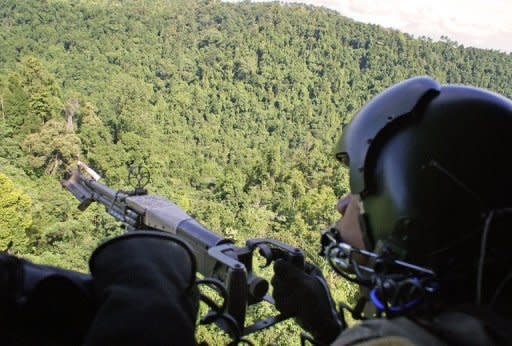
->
[333,311,498,346]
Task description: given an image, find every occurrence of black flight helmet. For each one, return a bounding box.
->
[335,76,512,303]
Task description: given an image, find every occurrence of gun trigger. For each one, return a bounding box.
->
[257,244,273,268]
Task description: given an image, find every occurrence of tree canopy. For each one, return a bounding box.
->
[0,0,510,343]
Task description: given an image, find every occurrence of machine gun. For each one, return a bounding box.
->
[62,162,304,343]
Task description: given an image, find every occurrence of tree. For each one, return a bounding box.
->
[63,98,79,133]
[3,74,33,134]
[23,119,81,175]
[11,56,62,126]
[0,173,32,252]
[77,101,112,154]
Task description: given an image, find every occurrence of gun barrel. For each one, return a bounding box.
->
[85,178,119,203]
[61,170,91,200]
[125,194,231,275]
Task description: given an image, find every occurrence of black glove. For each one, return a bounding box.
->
[272,259,343,345]
[84,231,199,346]
[0,253,94,345]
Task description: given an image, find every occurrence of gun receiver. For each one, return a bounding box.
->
[62,163,304,341]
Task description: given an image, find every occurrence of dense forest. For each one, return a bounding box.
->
[0,0,511,343]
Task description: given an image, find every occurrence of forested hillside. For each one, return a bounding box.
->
[0,0,511,343]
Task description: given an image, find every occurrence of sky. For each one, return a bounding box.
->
[226,0,512,53]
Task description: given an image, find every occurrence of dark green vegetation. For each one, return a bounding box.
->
[0,0,511,343]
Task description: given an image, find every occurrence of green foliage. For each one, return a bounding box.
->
[23,119,81,175]
[0,172,32,252]
[0,0,510,343]
[9,56,62,127]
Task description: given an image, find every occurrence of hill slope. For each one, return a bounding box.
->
[0,0,511,343]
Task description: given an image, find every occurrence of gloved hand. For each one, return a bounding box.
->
[272,259,343,345]
[84,231,199,346]
[0,252,94,345]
